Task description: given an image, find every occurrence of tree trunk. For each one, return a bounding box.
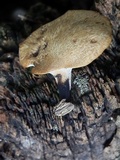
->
[0,0,120,160]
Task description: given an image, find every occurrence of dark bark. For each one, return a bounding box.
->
[0,0,120,160]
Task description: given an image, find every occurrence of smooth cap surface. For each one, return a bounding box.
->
[19,10,112,74]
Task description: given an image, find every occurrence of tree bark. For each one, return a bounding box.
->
[0,0,120,160]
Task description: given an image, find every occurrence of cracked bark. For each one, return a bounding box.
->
[0,0,120,160]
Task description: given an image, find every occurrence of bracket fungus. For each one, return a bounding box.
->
[19,10,112,115]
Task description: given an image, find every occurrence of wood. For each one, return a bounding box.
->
[0,0,120,159]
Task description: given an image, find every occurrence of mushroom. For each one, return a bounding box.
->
[19,10,112,115]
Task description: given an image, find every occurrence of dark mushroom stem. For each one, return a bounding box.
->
[27,66,72,101]
[50,68,72,101]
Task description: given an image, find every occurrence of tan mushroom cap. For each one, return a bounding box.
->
[19,10,112,74]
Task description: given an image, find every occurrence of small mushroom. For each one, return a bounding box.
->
[19,10,112,103]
